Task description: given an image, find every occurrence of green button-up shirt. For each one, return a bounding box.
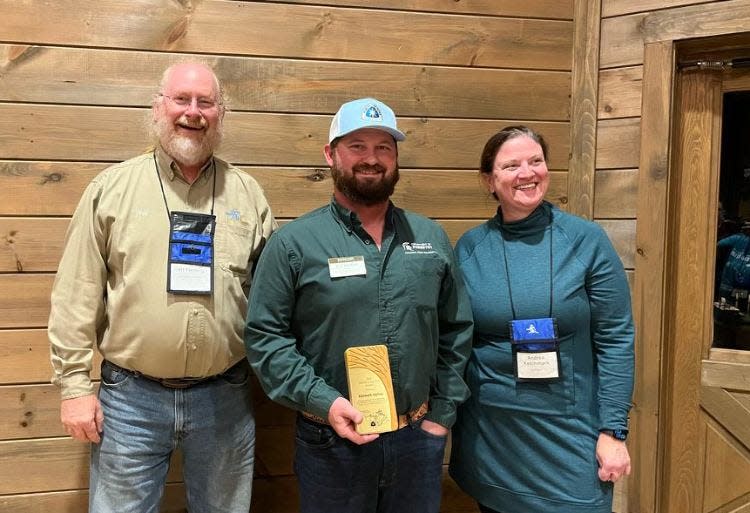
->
[245,199,473,428]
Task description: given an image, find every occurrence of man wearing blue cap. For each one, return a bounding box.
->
[244,98,473,513]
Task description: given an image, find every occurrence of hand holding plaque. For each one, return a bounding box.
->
[344,345,398,434]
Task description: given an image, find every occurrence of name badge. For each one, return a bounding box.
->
[509,317,561,382]
[328,256,367,278]
[167,211,215,295]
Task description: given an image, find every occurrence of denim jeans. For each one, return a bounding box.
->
[90,360,255,513]
[294,415,447,513]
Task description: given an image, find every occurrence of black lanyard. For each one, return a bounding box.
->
[152,152,216,219]
[499,216,554,320]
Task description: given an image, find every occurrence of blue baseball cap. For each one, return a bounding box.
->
[328,98,406,143]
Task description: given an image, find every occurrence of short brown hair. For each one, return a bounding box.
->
[479,125,549,176]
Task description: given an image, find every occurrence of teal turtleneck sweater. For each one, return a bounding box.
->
[449,201,634,513]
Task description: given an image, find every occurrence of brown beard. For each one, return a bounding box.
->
[152,114,223,167]
[331,161,400,206]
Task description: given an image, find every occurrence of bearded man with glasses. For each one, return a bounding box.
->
[48,62,276,513]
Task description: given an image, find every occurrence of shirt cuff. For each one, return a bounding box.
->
[424,398,457,429]
[58,373,95,400]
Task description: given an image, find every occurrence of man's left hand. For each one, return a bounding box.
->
[327,396,379,445]
[596,432,631,482]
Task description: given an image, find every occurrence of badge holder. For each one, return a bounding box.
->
[167,211,215,295]
[509,317,561,382]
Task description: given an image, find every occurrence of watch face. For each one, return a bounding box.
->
[613,429,628,441]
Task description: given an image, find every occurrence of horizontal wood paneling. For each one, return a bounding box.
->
[0,274,54,329]
[0,173,568,268]
[1,385,73,440]
[0,438,182,494]
[702,360,750,392]
[274,0,573,19]
[1,1,573,69]
[0,218,69,272]
[0,45,571,121]
[1,105,571,169]
[602,0,715,17]
[0,162,102,216]
[0,330,84,385]
[594,168,638,218]
[0,483,187,513]
[1,1,572,511]
[643,0,750,44]
[598,66,643,119]
[0,162,570,217]
[709,348,750,364]
[596,118,641,169]
[600,14,648,68]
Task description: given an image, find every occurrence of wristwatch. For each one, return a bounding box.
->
[600,428,628,441]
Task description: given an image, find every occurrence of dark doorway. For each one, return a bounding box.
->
[713,90,750,349]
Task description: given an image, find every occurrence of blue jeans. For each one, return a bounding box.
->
[90,360,255,513]
[294,415,447,513]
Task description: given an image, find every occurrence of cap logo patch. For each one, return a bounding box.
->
[362,104,383,122]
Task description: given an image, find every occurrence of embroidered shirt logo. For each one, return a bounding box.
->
[226,209,241,221]
[526,324,540,335]
[402,242,435,254]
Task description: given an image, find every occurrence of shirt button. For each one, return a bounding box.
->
[365,240,371,245]
[190,344,197,351]
[192,309,199,316]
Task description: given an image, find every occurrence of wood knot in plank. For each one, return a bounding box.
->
[1,45,41,73]
[165,16,191,46]
[307,169,329,182]
[314,12,334,33]
[40,173,63,185]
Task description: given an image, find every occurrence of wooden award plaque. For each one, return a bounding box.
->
[344,344,398,434]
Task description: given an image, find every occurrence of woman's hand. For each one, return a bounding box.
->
[596,432,631,482]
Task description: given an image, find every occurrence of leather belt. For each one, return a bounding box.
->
[104,360,243,389]
[302,401,429,430]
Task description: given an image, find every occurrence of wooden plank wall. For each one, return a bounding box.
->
[0,1,577,512]
[597,1,727,511]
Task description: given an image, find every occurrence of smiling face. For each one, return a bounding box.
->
[484,134,549,222]
[324,128,399,207]
[151,63,224,168]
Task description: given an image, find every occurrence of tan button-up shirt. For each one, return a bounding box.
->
[49,148,276,399]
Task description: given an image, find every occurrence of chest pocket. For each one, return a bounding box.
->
[404,253,445,308]
[215,221,256,276]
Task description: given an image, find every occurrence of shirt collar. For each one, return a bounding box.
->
[154,145,214,183]
[329,196,395,233]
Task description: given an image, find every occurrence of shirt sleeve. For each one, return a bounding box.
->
[423,231,474,428]
[48,177,108,399]
[586,226,635,431]
[244,233,341,419]
[245,183,278,292]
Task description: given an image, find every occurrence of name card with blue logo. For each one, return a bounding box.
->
[509,317,561,382]
[167,211,215,295]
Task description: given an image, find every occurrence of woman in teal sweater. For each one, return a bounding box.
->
[449,126,634,513]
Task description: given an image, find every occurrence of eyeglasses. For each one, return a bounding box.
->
[158,94,220,111]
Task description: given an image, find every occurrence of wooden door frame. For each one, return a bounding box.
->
[636,2,750,512]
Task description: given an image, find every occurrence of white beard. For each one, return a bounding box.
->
[152,114,223,167]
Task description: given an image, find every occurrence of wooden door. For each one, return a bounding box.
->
[662,65,750,513]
